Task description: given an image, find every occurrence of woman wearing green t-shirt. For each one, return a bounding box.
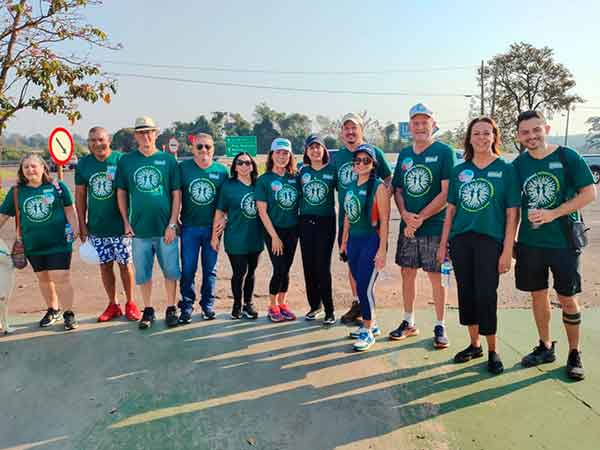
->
[256,138,300,322]
[0,154,80,330]
[438,117,520,374]
[211,152,263,320]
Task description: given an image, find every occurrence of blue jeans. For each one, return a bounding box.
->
[132,237,180,285]
[179,225,218,312]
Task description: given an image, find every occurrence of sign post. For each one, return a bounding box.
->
[398,122,411,140]
[48,127,74,180]
[225,136,257,157]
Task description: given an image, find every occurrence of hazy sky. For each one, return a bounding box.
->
[6,0,600,141]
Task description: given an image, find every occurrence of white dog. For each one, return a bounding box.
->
[0,238,15,334]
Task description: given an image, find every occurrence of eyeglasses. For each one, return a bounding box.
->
[236,160,252,166]
[196,144,213,150]
[353,157,373,166]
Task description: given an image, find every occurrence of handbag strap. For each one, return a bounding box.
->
[13,185,22,240]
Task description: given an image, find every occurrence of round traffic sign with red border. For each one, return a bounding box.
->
[48,127,74,165]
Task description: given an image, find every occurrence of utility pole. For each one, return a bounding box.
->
[480,60,485,115]
[490,71,498,119]
[564,103,571,146]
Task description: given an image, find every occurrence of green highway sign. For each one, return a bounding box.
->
[225,136,257,157]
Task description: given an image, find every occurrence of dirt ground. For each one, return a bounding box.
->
[2,167,600,319]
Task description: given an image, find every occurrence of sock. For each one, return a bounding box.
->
[404,312,414,327]
[435,320,445,327]
[354,297,360,304]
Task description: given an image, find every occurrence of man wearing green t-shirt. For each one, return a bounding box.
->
[331,113,392,325]
[76,127,140,323]
[513,110,596,380]
[116,116,182,329]
[390,103,456,349]
[178,133,228,324]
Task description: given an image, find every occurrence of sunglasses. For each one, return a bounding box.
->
[353,157,373,166]
[196,144,213,150]
[236,160,252,166]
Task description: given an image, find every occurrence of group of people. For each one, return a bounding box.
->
[0,105,595,381]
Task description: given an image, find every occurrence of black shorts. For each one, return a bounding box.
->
[27,252,72,272]
[515,243,581,297]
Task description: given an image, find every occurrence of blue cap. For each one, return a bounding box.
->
[409,103,434,119]
[355,143,377,161]
[270,137,292,152]
[304,134,326,149]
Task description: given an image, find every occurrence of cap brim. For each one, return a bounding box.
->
[410,113,433,119]
[134,126,159,131]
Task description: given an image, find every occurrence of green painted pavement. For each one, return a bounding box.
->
[0,308,599,450]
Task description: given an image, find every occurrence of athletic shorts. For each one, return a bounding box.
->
[27,252,72,272]
[89,235,132,265]
[515,243,581,297]
[395,234,441,273]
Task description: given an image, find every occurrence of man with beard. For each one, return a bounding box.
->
[331,113,391,325]
[75,127,141,322]
[513,110,596,380]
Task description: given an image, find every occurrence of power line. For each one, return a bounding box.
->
[101,61,477,75]
[109,72,474,97]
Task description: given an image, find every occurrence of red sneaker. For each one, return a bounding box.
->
[125,301,142,321]
[267,306,285,323]
[98,303,123,322]
[279,304,296,321]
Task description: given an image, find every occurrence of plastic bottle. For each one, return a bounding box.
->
[65,223,74,243]
[441,258,452,288]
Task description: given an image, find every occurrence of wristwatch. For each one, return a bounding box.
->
[168,223,177,230]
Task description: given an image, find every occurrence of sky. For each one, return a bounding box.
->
[5,0,600,141]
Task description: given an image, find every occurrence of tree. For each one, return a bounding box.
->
[112,128,135,153]
[382,123,397,152]
[0,0,120,134]
[253,103,282,153]
[279,112,311,154]
[478,42,583,151]
[586,116,600,151]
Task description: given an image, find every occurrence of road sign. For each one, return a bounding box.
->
[225,136,257,157]
[48,127,74,165]
[398,122,411,140]
[168,137,179,154]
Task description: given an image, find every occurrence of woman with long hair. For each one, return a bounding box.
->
[0,154,80,330]
[340,144,390,351]
[211,152,263,319]
[256,138,300,322]
[298,135,337,324]
[437,117,520,374]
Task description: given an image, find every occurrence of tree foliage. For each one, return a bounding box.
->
[478,42,583,151]
[586,116,600,151]
[0,0,120,134]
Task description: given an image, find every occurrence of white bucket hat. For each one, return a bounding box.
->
[134,116,159,132]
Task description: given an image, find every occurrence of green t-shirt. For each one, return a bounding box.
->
[343,178,382,237]
[513,146,595,248]
[255,171,299,229]
[180,160,229,227]
[392,141,456,236]
[332,145,391,223]
[0,181,73,255]
[448,158,521,242]
[75,151,124,237]
[216,179,264,255]
[115,150,181,239]
[299,164,337,217]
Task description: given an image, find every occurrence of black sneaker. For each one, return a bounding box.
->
[521,341,556,367]
[202,309,216,321]
[165,306,179,328]
[63,311,78,331]
[389,320,419,341]
[242,303,259,320]
[39,308,61,327]
[487,351,504,375]
[305,307,324,321]
[433,325,449,349]
[323,314,336,326]
[178,309,193,325]
[139,307,155,329]
[340,301,362,325]
[453,345,484,363]
[566,349,585,381]
[231,303,242,320]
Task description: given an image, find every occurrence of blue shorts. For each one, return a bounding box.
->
[89,235,132,265]
[131,237,181,285]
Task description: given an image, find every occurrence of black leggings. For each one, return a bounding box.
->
[449,232,502,336]
[227,252,261,305]
[264,226,298,295]
[299,215,335,315]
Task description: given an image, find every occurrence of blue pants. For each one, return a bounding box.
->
[180,225,218,312]
[347,233,379,321]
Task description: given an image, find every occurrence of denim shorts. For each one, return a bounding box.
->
[131,237,181,285]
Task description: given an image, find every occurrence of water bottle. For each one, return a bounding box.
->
[441,258,452,288]
[65,223,74,243]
